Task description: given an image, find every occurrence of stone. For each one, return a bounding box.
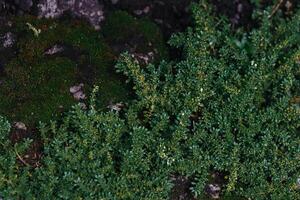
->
[70,83,86,101]
[133,10,143,15]
[107,102,124,112]
[37,0,63,18]
[37,0,105,29]
[132,52,155,65]
[237,3,243,13]
[73,90,86,100]
[206,184,221,199]
[143,6,150,14]
[70,83,84,94]
[44,44,64,55]
[1,32,15,48]
[14,122,27,131]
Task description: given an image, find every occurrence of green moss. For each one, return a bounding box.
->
[0,57,76,125]
[102,11,169,62]
[0,16,131,125]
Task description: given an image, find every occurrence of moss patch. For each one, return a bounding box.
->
[0,11,168,126]
[102,11,169,62]
[0,16,131,126]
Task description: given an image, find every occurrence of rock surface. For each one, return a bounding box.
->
[37,0,105,29]
[13,122,27,131]
[1,32,15,48]
[44,44,64,55]
[0,0,33,14]
[205,184,221,199]
[70,83,86,101]
[107,102,124,112]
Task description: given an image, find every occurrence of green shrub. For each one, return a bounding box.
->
[0,1,299,199]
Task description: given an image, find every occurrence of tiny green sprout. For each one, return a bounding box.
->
[90,85,100,111]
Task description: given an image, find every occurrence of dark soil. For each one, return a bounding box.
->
[212,0,253,29]
[170,175,197,200]
[10,127,43,168]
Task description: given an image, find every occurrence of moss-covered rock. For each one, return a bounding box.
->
[102,11,169,63]
[0,11,168,126]
[0,16,131,126]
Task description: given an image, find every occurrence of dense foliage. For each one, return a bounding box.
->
[0,1,299,199]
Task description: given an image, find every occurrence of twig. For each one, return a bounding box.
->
[26,22,41,37]
[14,147,30,167]
[268,0,284,19]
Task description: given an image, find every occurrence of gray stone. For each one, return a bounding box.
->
[14,122,27,131]
[1,32,15,48]
[37,0,64,18]
[70,83,86,101]
[44,44,64,55]
[206,184,221,199]
[107,102,124,112]
[37,0,105,30]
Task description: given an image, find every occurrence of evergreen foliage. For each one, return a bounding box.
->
[0,1,299,199]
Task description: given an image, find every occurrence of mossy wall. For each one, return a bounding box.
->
[0,18,107,125]
[0,11,167,126]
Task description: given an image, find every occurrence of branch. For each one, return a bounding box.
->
[268,0,284,19]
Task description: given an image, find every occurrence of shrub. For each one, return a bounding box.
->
[165,2,300,198]
[0,1,299,199]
